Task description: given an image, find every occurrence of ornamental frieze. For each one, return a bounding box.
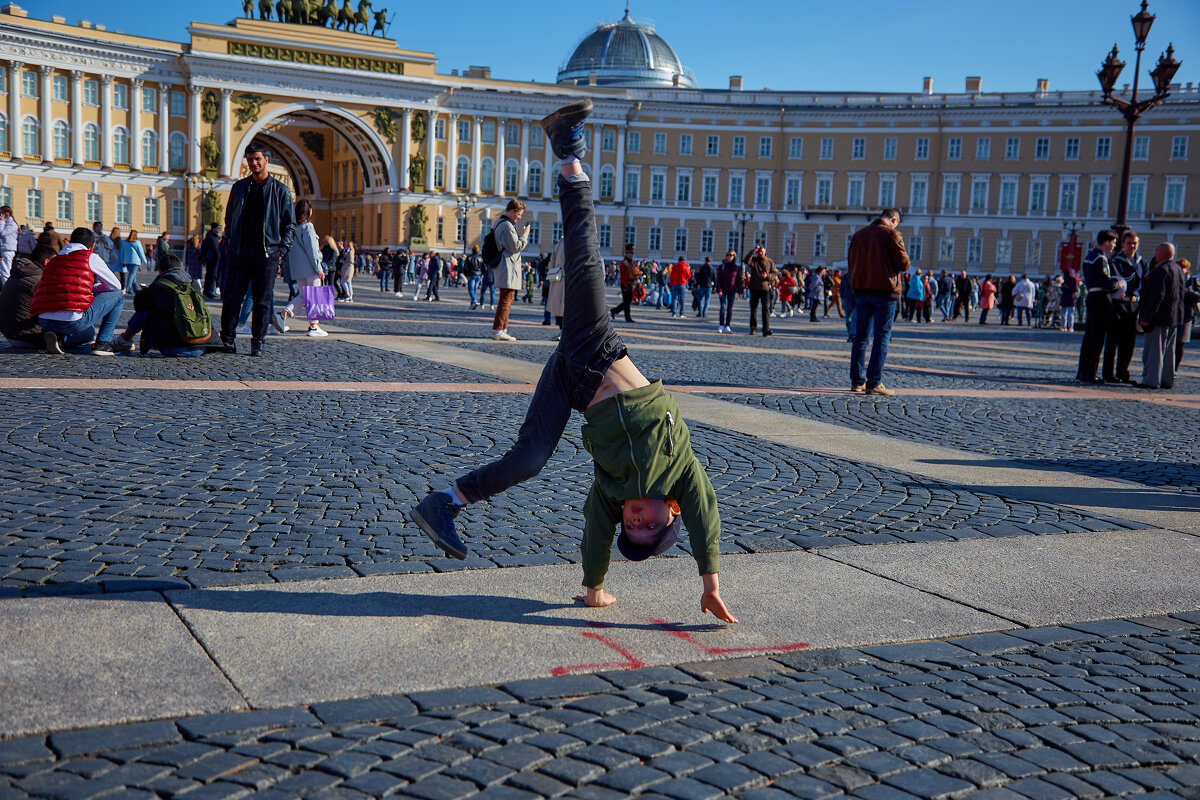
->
[226,40,404,75]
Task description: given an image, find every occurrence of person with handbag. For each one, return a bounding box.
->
[272,199,328,337]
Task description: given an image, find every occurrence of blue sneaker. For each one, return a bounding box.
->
[541,99,592,161]
[409,491,467,559]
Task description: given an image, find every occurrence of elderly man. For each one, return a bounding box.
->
[1137,243,1185,390]
[847,208,910,395]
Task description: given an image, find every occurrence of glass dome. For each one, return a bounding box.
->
[557,11,695,89]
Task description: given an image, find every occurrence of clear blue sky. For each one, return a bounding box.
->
[30,0,1200,93]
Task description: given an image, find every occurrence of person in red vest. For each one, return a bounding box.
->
[31,227,125,355]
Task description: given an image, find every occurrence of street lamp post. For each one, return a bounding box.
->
[733,211,754,264]
[1096,0,1182,236]
[455,194,477,253]
[187,174,217,232]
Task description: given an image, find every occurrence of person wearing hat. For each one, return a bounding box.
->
[410,99,735,624]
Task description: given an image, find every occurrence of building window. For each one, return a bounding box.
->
[527,221,540,246]
[480,157,495,192]
[52,75,68,101]
[674,227,688,253]
[0,70,6,94]
[975,138,990,160]
[650,173,665,201]
[1095,136,1111,160]
[910,178,927,210]
[1089,181,1108,213]
[115,195,131,225]
[455,156,469,191]
[816,176,832,205]
[170,90,186,117]
[847,176,863,207]
[1034,137,1049,159]
[938,236,954,263]
[967,237,982,265]
[999,180,1017,211]
[171,199,185,229]
[942,178,960,211]
[1005,137,1019,159]
[732,136,746,158]
[82,79,98,106]
[909,236,922,263]
[753,230,767,249]
[433,216,442,241]
[813,233,827,260]
[679,134,692,156]
[112,83,128,110]
[26,188,43,220]
[169,132,186,171]
[625,225,636,248]
[86,193,101,222]
[706,135,719,156]
[970,179,988,211]
[624,170,638,200]
[883,137,896,160]
[915,137,929,160]
[1026,239,1042,266]
[598,224,611,250]
[144,197,159,228]
[455,217,467,242]
[653,132,666,154]
[431,155,445,189]
[1065,137,1080,160]
[727,229,741,254]
[599,166,614,199]
[785,177,801,207]
[1172,136,1188,160]
[700,229,713,253]
[947,137,962,160]
[0,116,8,153]
[434,118,445,140]
[851,137,865,160]
[753,176,769,205]
[52,120,69,160]
[677,173,691,203]
[996,239,1012,265]
[879,177,895,207]
[758,136,772,158]
[456,119,470,141]
[788,137,802,159]
[141,130,158,169]
[1059,180,1077,213]
[503,159,519,194]
[112,127,129,164]
[1164,179,1186,214]
[141,87,156,113]
[1133,136,1149,159]
[1030,181,1047,212]
[81,123,99,162]
[820,137,833,159]
[1128,181,1146,214]
[22,116,39,157]
[703,174,718,204]
[497,122,516,146]
[21,70,37,97]
[480,121,495,144]
[728,175,744,205]
[626,131,640,153]
[648,226,662,251]
[56,191,72,221]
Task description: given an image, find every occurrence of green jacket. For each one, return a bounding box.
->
[579,381,721,589]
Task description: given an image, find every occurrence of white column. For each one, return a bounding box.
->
[69,70,84,165]
[158,82,170,173]
[6,62,20,160]
[544,125,555,197]
[495,117,506,195]
[446,113,459,192]
[40,65,53,163]
[187,83,202,174]
[219,88,232,178]
[130,78,143,171]
[519,118,530,197]
[100,75,112,169]
[590,123,602,198]
[615,127,626,203]
[399,108,411,190]
[470,115,482,195]
[426,110,438,191]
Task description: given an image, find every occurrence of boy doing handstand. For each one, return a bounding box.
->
[410,100,736,624]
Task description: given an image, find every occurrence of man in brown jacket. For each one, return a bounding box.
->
[745,245,777,336]
[847,208,910,395]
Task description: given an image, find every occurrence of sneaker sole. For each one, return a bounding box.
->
[408,509,468,560]
[540,98,594,130]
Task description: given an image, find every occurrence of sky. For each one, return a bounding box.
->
[28,0,1200,94]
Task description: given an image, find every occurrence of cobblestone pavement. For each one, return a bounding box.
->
[3,614,1200,799]
[720,394,1200,493]
[0,390,1140,596]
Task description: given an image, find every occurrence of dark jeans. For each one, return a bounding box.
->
[1077,292,1111,380]
[220,254,276,344]
[850,295,897,388]
[1103,301,1137,380]
[456,176,627,504]
[842,281,856,339]
[953,297,971,321]
[392,266,405,293]
[718,292,735,328]
[748,288,771,334]
[202,259,219,296]
[611,285,635,321]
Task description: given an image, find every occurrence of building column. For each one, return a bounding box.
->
[399,107,412,191]
[615,127,626,203]
[425,110,438,191]
[219,88,232,178]
[130,78,143,171]
[39,65,53,163]
[158,82,170,173]
[470,116,482,195]
[187,83,202,174]
[495,117,506,195]
[519,118,530,197]
[446,113,459,191]
[70,70,84,166]
[100,75,112,169]
[590,123,602,198]
[7,61,21,160]
[544,125,554,198]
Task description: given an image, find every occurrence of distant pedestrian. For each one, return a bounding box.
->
[1137,243,1184,390]
[119,230,147,294]
[847,208,909,395]
[490,200,531,342]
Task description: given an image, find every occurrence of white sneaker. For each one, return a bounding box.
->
[492,330,516,342]
[272,312,288,334]
[394,292,402,296]
[236,323,251,335]
[307,326,329,337]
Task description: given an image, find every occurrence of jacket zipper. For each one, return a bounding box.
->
[665,411,675,457]
[615,397,644,497]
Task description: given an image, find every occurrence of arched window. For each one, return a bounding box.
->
[527,162,543,196]
[83,123,99,162]
[169,132,186,171]
[455,156,469,191]
[480,157,495,193]
[504,159,519,194]
[141,130,158,169]
[599,165,615,200]
[21,116,39,157]
[52,120,69,160]
[0,114,9,154]
[433,155,446,189]
[112,127,129,164]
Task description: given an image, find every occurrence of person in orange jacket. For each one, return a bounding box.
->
[668,257,691,318]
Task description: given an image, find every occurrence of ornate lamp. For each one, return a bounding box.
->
[1150,44,1181,96]
[1130,0,1155,45]
[1096,46,1125,97]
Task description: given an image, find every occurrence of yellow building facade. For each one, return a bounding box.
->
[1,5,1197,274]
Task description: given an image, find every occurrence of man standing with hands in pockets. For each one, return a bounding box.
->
[490,200,530,342]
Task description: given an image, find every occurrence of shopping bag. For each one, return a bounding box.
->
[302,284,336,321]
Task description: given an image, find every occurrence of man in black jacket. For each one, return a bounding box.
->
[1103,231,1147,384]
[1137,243,1185,390]
[392,250,408,295]
[953,270,971,321]
[200,224,222,298]
[112,254,218,357]
[461,245,485,309]
[1075,229,1118,384]
[218,141,296,356]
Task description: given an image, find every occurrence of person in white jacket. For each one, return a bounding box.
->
[273,199,328,337]
[0,206,19,285]
[1014,274,1037,327]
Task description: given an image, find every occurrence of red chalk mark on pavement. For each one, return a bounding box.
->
[550,630,646,676]
[649,619,809,655]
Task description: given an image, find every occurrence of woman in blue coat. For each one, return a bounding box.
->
[119,230,147,294]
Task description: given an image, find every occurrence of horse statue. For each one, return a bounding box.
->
[353,0,373,33]
[275,0,292,23]
[257,0,273,20]
[242,0,254,18]
[337,0,355,30]
[316,0,335,26]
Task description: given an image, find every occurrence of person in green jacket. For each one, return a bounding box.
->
[410,99,736,624]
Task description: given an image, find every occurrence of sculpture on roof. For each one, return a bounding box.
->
[242,0,388,31]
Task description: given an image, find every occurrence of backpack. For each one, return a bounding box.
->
[163,279,212,345]
[481,218,512,269]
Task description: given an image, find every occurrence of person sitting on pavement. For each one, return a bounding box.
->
[31,227,125,356]
[111,254,218,357]
[0,245,57,347]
